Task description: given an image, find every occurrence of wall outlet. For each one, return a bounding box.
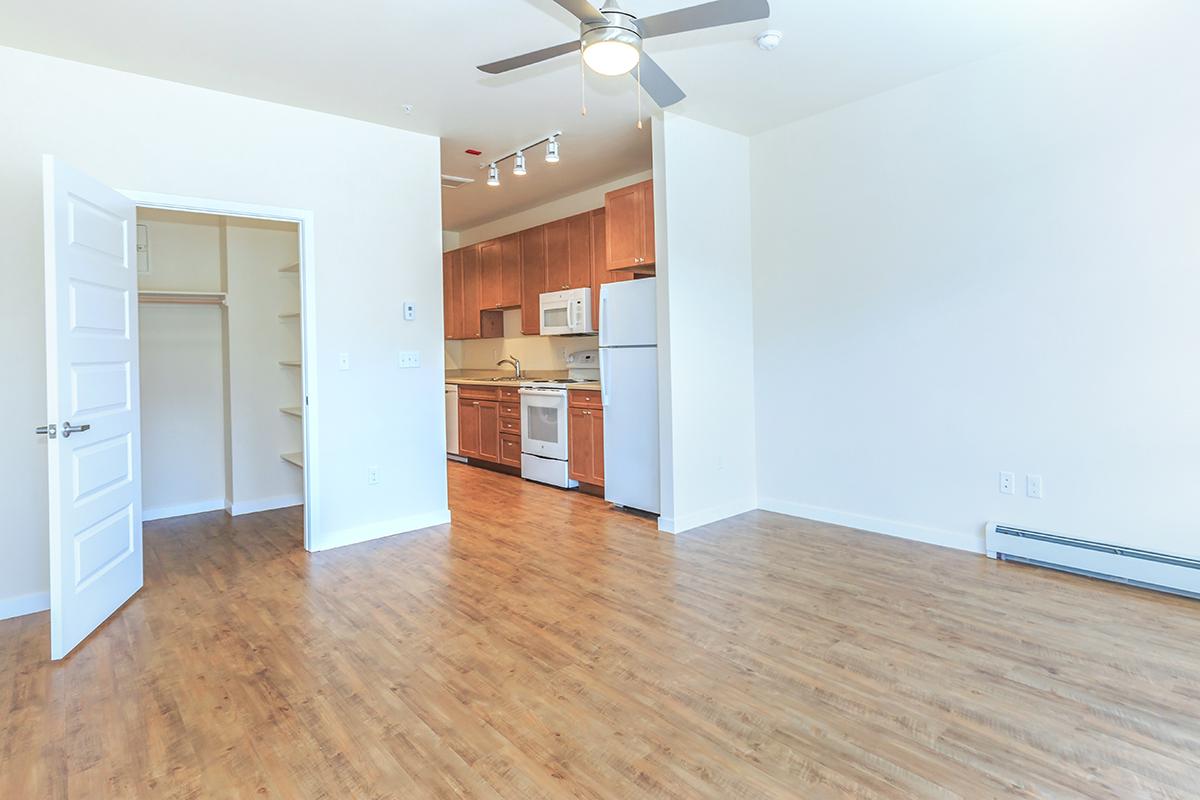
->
[398,351,420,369]
[999,471,1015,495]
[1026,474,1044,499]
[338,353,350,371]
[367,467,379,486]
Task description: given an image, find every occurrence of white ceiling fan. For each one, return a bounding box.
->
[478,0,771,108]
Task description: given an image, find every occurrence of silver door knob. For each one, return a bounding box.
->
[61,421,90,438]
[35,424,57,439]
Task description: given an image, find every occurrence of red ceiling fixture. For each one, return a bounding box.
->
[464,149,482,156]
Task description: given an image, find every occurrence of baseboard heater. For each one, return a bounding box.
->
[985,523,1200,600]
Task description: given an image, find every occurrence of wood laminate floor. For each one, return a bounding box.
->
[3,461,1200,798]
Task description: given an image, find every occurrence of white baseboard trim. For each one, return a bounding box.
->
[758,498,984,554]
[143,498,227,522]
[658,498,758,535]
[228,494,305,517]
[309,509,452,552]
[0,591,50,621]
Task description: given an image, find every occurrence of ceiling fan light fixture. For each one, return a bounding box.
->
[487,163,500,187]
[581,24,642,77]
[513,150,527,176]
[545,136,560,164]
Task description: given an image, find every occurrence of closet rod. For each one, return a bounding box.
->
[138,291,227,306]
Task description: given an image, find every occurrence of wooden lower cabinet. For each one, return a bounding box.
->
[478,401,500,462]
[568,390,604,486]
[458,387,503,463]
[499,434,522,467]
[458,398,482,458]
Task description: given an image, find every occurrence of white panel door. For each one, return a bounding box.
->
[42,156,142,660]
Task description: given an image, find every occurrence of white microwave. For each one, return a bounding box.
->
[539,288,593,336]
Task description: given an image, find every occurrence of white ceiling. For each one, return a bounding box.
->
[0,0,1087,230]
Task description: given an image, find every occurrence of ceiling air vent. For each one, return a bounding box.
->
[441,174,474,190]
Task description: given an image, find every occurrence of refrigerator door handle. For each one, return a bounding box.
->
[600,293,608,346]
[600,348,611,407]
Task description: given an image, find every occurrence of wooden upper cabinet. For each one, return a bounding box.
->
[605,179,655,271]
[460,245,482,339]
[478,240,502,310]
[520,226,546,335]
[566,212,593,290]
[590,208,632,327]
[544,219,569,292]
[499,233,522,308]
[543,213,593,292]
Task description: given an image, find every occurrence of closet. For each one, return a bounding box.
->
[136,208,305,522]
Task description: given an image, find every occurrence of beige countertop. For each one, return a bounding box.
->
[445,375,600,391]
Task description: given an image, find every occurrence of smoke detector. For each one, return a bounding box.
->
[755,30,783,51]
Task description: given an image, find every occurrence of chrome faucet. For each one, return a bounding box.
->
[497,355,522,379]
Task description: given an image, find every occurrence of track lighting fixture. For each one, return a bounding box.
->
[480,131,561,187]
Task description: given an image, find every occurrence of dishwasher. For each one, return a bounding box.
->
[445,385,466,462]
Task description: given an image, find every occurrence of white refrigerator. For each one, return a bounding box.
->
[599,278,659,514]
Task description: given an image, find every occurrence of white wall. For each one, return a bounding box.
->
[653,113,758,533]
[139,304,228,519]
[751,6,1200,556]
[224,218,303,515]
[137,210,226,519]
[0,46,448,614]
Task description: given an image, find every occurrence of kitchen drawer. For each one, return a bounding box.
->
[500,387,521,402]
[459,385,501,401]
[569,389,602,409]
[500,417,521,434]
[499,402,520,418]
[499,433,522,467]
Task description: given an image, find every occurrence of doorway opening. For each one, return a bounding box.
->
[135,208,305,524]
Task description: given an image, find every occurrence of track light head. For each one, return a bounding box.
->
[513,150,527,176]
[487,163,500,187]
[546,136,560,164]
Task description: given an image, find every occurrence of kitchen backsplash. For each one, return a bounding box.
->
[445,309,598,371]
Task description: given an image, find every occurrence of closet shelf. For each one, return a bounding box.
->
[278,262,299,274]
[280,406,302,418]
[138,290,226,306]
[278,360,302,368]
[278,312,300,320]
[281,451,304,469]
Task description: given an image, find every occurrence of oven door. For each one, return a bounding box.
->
[519,388,568,460]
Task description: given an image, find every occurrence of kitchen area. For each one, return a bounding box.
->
[443,178,659,516]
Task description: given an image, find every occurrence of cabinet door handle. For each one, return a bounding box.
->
[473,401,480,406]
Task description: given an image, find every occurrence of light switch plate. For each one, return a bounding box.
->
[338,353,350,371]
[403,301,416,321]
[398,351,420,369]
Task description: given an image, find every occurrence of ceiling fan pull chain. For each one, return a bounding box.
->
[580,48,588,116]
[636,60,643,130]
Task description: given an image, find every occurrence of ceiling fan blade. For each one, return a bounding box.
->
[637,54,686,108]
[551,0,606,23]
[637,0,770,39]
[477,40,581,74]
